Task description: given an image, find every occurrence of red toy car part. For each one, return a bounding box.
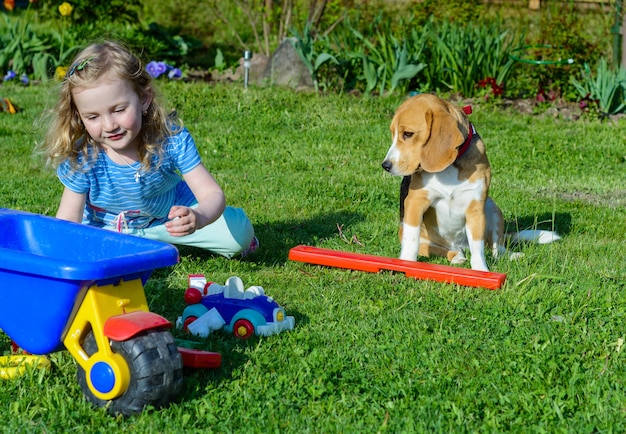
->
[288,245,506,290]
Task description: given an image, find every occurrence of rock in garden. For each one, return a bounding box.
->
[260,37,314,89]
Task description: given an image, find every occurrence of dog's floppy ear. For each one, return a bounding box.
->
[420,108,464,172]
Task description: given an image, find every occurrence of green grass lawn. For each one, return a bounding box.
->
[0,81,625,432]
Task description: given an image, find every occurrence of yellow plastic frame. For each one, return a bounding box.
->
[0,355,51,379]
[62,278,150,401]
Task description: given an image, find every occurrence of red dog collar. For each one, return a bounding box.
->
[456,105,474,159]
[456,123,474,160]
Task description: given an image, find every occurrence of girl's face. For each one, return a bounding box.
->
[72,74,151,156]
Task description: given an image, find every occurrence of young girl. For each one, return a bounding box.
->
[42,40,257,258]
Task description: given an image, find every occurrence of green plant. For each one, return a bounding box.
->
[0,10,54,81]
[202,0,347,58]
[290,23,339,92]
[307,13,427,95]
[142,22,202,61]
[206,0,293,57]
[23,1,202,70]
[506,4,608,101]
[213,48,227,72]
[36,0,142,26]
[348,26,425,95]
[411,0,484,25]
[56,21,202,69]
[317,13,368,92]
[294,14,520,97]
[571,57,626,118]
[420,18,521,97]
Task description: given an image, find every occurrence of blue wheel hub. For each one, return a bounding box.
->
[90,361,116,394]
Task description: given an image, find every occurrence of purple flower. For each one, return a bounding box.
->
[20,74,29,85]
[146,61,168,78]
[168,68,182,80]
[3,70,16,81]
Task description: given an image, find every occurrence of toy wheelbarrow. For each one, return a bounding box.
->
[0,208,183,416]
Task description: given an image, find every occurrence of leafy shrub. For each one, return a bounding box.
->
[411,0,484,25]
[419,17,522,97]
[97,22,202,67]
[0,0,203,81]
[0,5,79,82]
[0,11,53,81]
[505,6,605,101]
[0,0,619,106]
[318,13,425,95]
[290,24,339,92]
[571,58,626,118]
[344,18,425,95]
[35,0,142,25]
[293,14,520,97]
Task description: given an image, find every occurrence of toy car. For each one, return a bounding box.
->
[178,275,295,339]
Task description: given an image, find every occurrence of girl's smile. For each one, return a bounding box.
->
[107,133,126,141]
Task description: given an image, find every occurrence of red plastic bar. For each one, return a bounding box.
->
[288,245,506,290]
[177,347,222,369]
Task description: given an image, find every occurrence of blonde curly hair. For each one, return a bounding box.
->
[42,40,178,171]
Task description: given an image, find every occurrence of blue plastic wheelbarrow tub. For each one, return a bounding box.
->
[0,208,179,354]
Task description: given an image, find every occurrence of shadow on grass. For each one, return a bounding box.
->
[505,211,572,238]
[172,307,307,406]
[174,210,570,270]
[174,210,367,265]
[253,210,367,264]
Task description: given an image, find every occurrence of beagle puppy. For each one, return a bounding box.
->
[381,93,503,271]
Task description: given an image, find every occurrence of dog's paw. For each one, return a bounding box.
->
[450,253,467,265]
[399,252,418,262]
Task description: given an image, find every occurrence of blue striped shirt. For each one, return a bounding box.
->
[57,127,201,229]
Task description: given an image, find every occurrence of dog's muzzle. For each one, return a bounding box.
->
[381,160,393,172]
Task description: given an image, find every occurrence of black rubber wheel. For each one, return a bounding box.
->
[76,329,183,416]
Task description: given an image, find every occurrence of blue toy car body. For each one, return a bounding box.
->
[180,276,295,339]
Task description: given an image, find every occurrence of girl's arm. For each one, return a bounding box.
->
[166,163,226,236]
[56,187,87,223]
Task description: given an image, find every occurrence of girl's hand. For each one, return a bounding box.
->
[166,205,198,236]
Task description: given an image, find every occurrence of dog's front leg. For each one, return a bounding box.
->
[400,223,421,261]
[465,199,489,271]
[400,189,431,261]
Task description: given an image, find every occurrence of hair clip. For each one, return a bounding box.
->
[68,56,95,76]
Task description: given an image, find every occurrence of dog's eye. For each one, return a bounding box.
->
[402,131,414,140]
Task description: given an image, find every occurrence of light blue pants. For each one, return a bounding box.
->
[115,206,255,259]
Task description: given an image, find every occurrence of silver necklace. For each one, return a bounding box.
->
[111,149,141,182]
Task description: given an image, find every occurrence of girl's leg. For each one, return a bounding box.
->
[127,206,255,258]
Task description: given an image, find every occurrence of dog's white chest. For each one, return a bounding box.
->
[422,167,485,232]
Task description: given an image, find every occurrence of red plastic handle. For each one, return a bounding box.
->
[288,245,506,290]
